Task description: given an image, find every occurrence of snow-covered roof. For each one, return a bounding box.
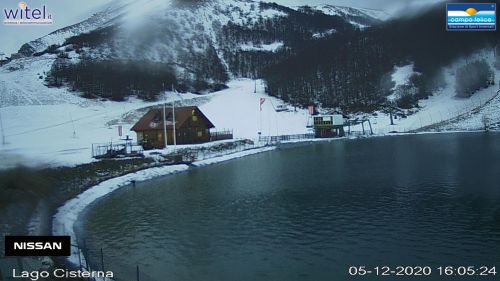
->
[131,106,215,131]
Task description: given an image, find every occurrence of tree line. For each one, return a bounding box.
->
[46,59,177,101]
[261,1,499,112]
[43,0,499,109]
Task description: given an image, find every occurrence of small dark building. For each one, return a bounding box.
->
[131,106,215,149]
[313,115,345,138]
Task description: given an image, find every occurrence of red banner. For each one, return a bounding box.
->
[308,105,314,115]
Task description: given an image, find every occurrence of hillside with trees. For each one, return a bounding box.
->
[455,60,494,98]
[41,0,499,109]
[262,1,499,112]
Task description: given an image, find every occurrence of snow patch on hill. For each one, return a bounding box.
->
[386,63,416,101]
[360,51,500,134]
[392,64,415,88]
[348,21,368,29]
[312,29,337,39]
[200,79,310,138]
[0,56,81,106]
[311,4,391,21]
[239,42,284,52]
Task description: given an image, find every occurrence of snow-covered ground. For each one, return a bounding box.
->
[357,52,500,135]
[366,83,498,135]
[308,4,391,21]
[0,56,196,168]
[312,29,337,39]
[386,63,416,102]
[2,50,500,169]
[200,79,310,138]
[437,90,500,131]
[239,42,284,52]
[0,55,310,168]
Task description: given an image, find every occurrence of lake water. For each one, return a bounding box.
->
[80,133,500,281]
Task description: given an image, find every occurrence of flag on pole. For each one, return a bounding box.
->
[260,98,265,111]
[308,105,314,115]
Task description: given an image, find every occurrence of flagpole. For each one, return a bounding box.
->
[259,98,263,136]
[259,110,262,134]
[172,85,177,148]
[0,108,6,145]
[269,99,279,137]
[268,102,271,137]
[163,89,168,149]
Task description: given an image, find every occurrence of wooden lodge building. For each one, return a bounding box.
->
[131,106,215,149]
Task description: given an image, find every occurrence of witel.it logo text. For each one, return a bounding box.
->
[3,2,53,25]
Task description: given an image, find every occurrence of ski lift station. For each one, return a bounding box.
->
[312,114,346,138]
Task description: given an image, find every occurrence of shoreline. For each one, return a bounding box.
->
[51,145,276,268]
[52,165,189,266]
[46,130,498,268]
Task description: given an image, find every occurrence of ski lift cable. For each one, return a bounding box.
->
[4,111,110,137]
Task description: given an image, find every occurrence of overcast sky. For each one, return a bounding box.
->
[0,0,113,56]
[0,0,438,56]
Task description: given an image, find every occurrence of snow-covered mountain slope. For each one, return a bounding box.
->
[315,4,391,20]
[87,0,290,60]
[9,0,345,95]
[18,0,382,58]
[0,56,82,106]
[0,74,309,168]
[361,50,500,134]
[367,74,499,135]
[17,1,132,56]
[305,4,391,27]
[17,0,283,57]
[6,0,391,101]
[430,90,500,131]
[1,51,499,169]
[2,1,498,170]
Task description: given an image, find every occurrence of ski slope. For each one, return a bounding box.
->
[0,56,310,168]
[1,51,500,169]
[363,52,500,135]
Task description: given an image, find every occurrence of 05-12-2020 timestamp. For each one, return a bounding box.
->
[348,265,497,277]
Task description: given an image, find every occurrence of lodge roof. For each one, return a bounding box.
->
[130,106,215,131]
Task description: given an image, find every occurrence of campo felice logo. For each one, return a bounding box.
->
[447,3,496,31]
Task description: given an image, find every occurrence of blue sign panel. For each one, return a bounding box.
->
[447,3,496,31]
